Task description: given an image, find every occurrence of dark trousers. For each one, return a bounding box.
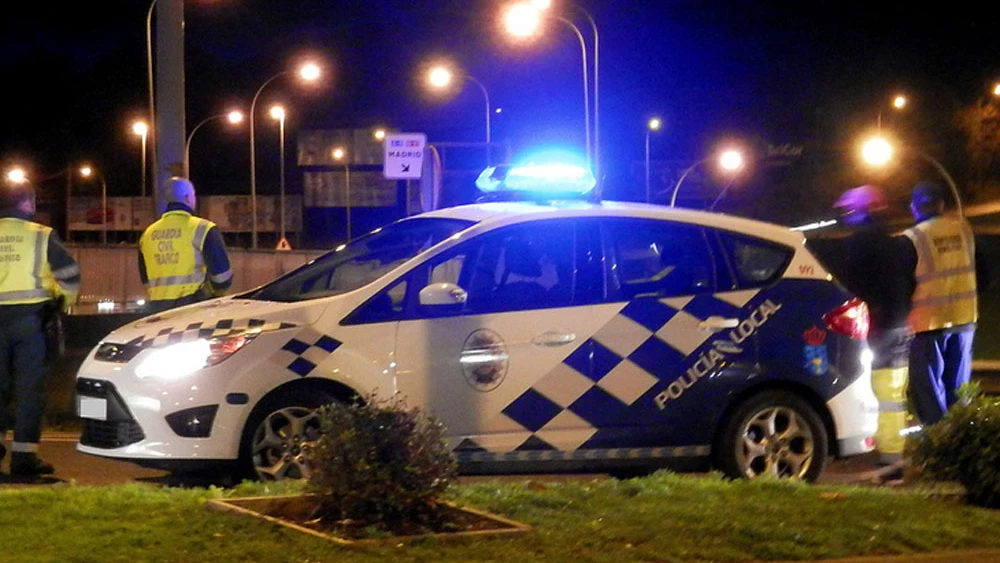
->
[908,324,975,426]
[0,312,49,446]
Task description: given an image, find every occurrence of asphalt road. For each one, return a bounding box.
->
[0,433,889,489]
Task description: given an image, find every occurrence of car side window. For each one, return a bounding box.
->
[341,278,410,325]
[424,220,576,315]
[717,232,792,288]
[603,218,716,300]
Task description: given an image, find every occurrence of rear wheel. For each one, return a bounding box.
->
[715,390,828,482]
[239,390,337,481]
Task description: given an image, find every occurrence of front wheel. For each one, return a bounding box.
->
[239,390,336,481]
[715,390,828,482]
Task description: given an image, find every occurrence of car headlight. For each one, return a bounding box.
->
[134,333,255,380]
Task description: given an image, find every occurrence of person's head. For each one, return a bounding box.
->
[0,176,36,217]
[833,184,887,227]
[166,176,196,209]
[910,181,946,222]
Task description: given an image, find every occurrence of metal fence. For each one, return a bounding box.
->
[66,244,325,314]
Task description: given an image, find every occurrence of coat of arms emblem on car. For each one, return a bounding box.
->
[460,329,509,392]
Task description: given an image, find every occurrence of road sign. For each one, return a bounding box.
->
[383,133,426,180]
[276,237,292,251]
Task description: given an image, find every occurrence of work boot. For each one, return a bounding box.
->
[10,452,54,476]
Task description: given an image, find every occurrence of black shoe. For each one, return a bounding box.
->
[0,442,6,464]
[10,452,54,476]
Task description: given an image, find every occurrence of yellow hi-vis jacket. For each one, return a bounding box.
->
[904,214,978,332]
[0,218,78,306]
[139,210,217,301]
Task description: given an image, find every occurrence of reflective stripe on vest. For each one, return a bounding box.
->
[0,218,56,305]
[140,211,215,301]
[904,216,978,332]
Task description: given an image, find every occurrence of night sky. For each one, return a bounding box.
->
[2,1,998,222]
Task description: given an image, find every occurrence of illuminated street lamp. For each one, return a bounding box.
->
[332,147,351,241]
[269,105,287,243]
[993,83,1000,97]
[5,167,27,184]
[860,134,963,217]
[373,128,386,141]
[670,148,745,208]
[249,62,321,248]
[426,63,492,164]
[185,110,243,176]
[78,165,109,245]
[877,93,907,129]
[644,117,661,203]
[504,0,600,187]
[132,121,149,196]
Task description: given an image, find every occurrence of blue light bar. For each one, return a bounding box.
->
[475,163,596,198]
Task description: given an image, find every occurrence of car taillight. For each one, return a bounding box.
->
[823,298,869,340]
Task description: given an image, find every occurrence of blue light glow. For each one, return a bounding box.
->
[475,148,595,198]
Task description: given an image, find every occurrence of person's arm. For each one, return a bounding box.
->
[203,226,232,296]
[47,232,81,311]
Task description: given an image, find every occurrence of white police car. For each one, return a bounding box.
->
[75,161,877,482]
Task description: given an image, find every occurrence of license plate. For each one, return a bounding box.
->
[79,396,107,421]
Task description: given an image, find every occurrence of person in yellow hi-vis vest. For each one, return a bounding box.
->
[831,185,915,467]
[138,177,232,314]
[0,176,80,477]
[903,181,977,426]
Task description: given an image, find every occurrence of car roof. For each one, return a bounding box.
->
[417,200,805,247]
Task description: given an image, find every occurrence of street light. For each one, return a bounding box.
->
[504,2,592,168]
[185,110,243,176]
[132,121,149,196]
[332,147,351,241]
[877,93,907,129]
[670,148,745,208]
[645,117,661,203]
[426,63,492,164]
[269,105,287,244]
[505,1,600,187]
[249,62,321,249]
[78,165,109,245]
[860,134,963,217]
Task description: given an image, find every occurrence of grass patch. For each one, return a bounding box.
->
[2,472,1000,562]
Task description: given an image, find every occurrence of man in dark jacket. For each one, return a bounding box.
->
[832,185,915,467]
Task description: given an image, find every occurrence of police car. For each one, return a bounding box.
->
[75,160,877,482]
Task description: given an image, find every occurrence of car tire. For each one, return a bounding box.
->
[715,390,828,482]
[238,389,338,482]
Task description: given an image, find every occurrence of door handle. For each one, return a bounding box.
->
[699,316,739,332]
[532,331,577,347]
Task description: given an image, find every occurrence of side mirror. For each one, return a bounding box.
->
[419,283,468,306]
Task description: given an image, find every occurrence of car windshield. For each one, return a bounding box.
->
[245,218,476,302]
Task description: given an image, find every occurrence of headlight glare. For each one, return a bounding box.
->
[134,333,257,380]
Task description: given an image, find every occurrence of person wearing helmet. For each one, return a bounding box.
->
[903,181,977,427]
[138,177,232,313]
[0,175,80,477]
[832,184,915,472]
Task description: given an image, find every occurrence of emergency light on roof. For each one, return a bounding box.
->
[475,163,596,199]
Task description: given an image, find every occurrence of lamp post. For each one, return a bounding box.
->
[670,149,745,208]
[426,64,492,164]
[877,93,907,129]
[185,110,243,177]
[249,62,320,249]
[79,165,108,245]
[145,0,157,206]
[505,1,599,184]
[132,121,149,196]
[505,3,592,167]
[861,135,963,217]
[332,147,351,241]
[270,105,287,243]
[645,117,661,203]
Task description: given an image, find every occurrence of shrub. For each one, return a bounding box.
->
[307,394,458,528]
[911,383,1000,507]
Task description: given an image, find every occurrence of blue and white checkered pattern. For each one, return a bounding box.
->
[126,318,297,349]
[269,327,343,377]
[455,289,760,458]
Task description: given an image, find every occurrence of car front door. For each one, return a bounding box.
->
[393,219,608,456]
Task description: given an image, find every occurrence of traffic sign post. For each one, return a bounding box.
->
[383,133,426,180]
